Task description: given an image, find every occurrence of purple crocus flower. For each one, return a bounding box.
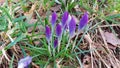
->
[56,23,62,38]
[51,12,57,27]
[18,56,32,68]
[78,12,88,31]
[54,39,58,48]
[45,25,51,42]
[61,11,69,27]
[69,17,76,38]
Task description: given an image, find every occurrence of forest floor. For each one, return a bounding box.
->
[0,0,120,68]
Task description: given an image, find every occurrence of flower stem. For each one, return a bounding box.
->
[58,38,61,52]
[51,26,55,56]
[48,42,52,56]
[53,48,55,57]
[57,28,64,53]
[65,37,71,51]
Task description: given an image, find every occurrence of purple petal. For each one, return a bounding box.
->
[78,12,88,31]
[69,17,76,37]
[45,25,51,42]
[61,11,69,27]
[56,23,62,38]
[18,56,32,68]
[54,39,58,48]
[51,12,57,27]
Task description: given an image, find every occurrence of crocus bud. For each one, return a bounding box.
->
[69,17,76,38]
[61,11,69,27]
[56,23,62,38]
[51,12,57,27]
[54,39,58,48]
[45,25,51,42]
[78,12,88,31]
[18,56,32,68]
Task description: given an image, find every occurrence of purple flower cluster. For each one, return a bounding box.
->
[45,11,88,48]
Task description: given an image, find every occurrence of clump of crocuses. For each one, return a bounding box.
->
[45,11,88,56]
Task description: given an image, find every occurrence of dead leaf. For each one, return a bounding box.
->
[24,2,37,21]
[38,6,46,19]
[47,64,54,68]
[27,19,37,33]
[29,18,37,24]
[84,34,93,44]
[56,59,62,68]
[50,5,61,12]
[104,32,120,46]
[74,5,86,13]
[32,62,40,68]
[83,55,92,68]
[74,5,80,12]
